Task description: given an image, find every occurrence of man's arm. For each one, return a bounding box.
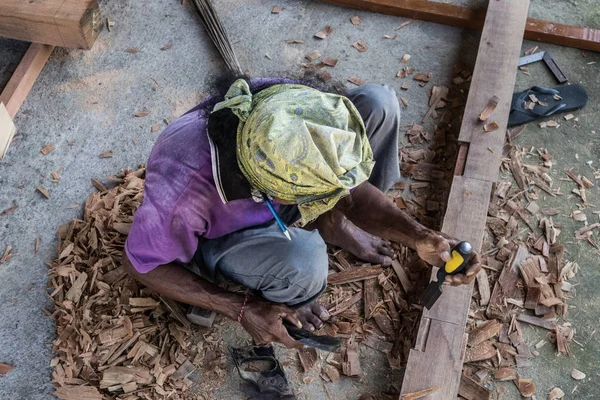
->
[335,182,481,285]
[122,253,302,348]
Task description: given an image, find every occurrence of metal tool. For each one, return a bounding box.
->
[283,322,342,352]
[518,51,568,84]
[420,241,473,310]
[230,344,295,399]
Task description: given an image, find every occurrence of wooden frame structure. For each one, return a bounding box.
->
[321,0,600,52]
[0,44,54,159]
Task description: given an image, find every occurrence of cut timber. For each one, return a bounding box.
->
[459,1,529,182]
[458,373,492,400]
[401,1,529,398]
[0,44,54,119]
[0,0,102,49]
[327,265,383,285]
[319,0,600,52]
[0,103,15,159]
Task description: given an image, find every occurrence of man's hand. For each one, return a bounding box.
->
[415,230,481,286]
[240,297,303,349]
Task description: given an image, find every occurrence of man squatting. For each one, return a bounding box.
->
[122,77,481,348]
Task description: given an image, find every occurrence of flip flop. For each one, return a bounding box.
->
[508,84,588,127]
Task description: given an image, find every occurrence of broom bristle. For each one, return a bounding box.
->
[192,0,243,75]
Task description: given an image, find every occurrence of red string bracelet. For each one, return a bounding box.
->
[237,292,249,323]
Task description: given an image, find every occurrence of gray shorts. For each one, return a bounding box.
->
[188,83,401,307]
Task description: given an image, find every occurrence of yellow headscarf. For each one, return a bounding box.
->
[213,79,374,225]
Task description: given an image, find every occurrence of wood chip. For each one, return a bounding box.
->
[352,40,368,52]
[328,265,383,285]
[401,54,411,63]
[400,97,409,106]
[494,368,517,381]
[413,73,430,82]
[306,51,321,62]
[99,152,113,158]
[1,203,18,216]
[479,95,500,121]
[400,386,440,400]
[124,48,140,53]
[0,363,13,376]
[341,340,361,376]
[395,20,413,30]
[384,34,397,39]
[41,144,55,155]
[515,378,535,398]
[563,113,574,121]
[465,341,496,362]
[548,387,565,400]
[350,16,361,25]
[484,122,500,132]
[314,25,334,39]
[468,320,502,347]
[322,364,339,382]
[54,386,103,400]
[298,347,318,372]
[347,76,365,86]
[517,314,556,331]
[285,39,304,44]
[571,369,586,380]
[271,5,281,13]
[151,125,161,133]
[322,57,338,67]
[160,44,172,51]
[37,186,50,199]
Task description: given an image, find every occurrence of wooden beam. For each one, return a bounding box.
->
[320,0,600,52]
[0,43,54,119]
[0,0,102,49]
[400,1,530,398]
[0,103,16,160]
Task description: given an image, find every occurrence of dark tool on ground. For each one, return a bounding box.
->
[518,51,568,84]
[283,321,342,352]
[421,241,473,310]
[230,344,295,399]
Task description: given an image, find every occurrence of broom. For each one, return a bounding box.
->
[191,0,243,75]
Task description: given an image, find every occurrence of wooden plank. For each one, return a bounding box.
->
[0,0,102,49]
[0,103,16,159]
[327,265,383,285]
[459,1,530,182]
[0,43,54,119]
[421,176,492,328]
[401,1,529,398]
[320,0,600,52]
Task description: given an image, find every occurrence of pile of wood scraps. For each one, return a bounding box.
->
[459,143,586,398]
[49,167,226,400]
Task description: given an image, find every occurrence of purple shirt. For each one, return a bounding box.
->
[126,79,297,273]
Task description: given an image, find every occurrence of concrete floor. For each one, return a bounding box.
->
[0,0,598,399]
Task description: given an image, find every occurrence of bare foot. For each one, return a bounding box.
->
[296,303,330,331]
[309,209,394,266]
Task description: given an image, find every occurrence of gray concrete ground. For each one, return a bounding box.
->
[0,0,598,399]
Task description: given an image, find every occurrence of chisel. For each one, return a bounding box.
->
[421,241,473,310]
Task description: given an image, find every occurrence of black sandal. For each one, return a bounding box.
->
[508,84,588,127]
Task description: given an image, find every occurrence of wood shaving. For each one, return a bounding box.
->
[271,5,281,13]
[99,151,114,158]
[124,48,140,54]
[314,25,334,39]
[350,16,361,25]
